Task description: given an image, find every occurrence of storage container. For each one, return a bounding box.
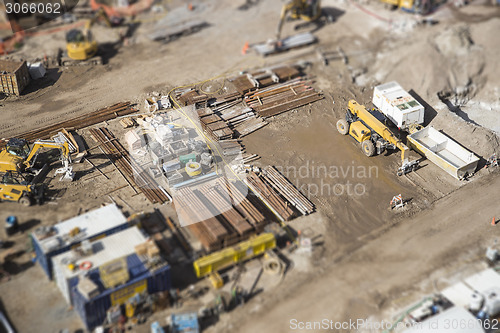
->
[32,204,129,280]
[372,81,424,130]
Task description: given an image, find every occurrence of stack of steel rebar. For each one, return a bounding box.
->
[1,102,137,149]
[245,78,324,118]
[199,184,254,236]
[263,166,314,215]
[89,127,171,204]
[175,187,230,252]
[245,172,295,221]
[222,179,266,230]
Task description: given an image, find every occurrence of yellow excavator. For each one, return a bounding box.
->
[60,8,112,66]
[276,0,322,40]
[0,138,74,180]
[336,100,420,176]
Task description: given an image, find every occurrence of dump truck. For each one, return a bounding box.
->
[337,100,419,176]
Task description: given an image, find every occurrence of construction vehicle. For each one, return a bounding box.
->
[372,81,479,180]
[276,0,322,40]
[60,8,112,66]
[0,172,42,206]
[337,100,419,176]
[380,0,434,14]
[0,138,74,181]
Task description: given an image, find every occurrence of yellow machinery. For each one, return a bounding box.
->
[62,8,112,66]
[276,0,322,40]
[380,0,433,14]
[0,172,40,206]
[0,138,73,180]
[193,233,276,278]
[336,100,419,176]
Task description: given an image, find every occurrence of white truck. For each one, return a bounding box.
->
[372,81,425,130]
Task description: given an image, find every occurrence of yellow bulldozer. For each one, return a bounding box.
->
[276,0,322,40]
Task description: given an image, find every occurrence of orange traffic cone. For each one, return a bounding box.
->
[241,41,249,55]
[492,217,497,226]
[188,3,194,11]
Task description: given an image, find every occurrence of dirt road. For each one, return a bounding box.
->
[211,169,500,333]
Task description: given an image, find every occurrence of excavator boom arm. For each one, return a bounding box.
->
[24,140,70,168]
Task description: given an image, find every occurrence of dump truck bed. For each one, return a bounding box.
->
[407,126,479,180]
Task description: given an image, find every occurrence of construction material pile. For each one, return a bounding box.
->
[173,178,267,252]
[0,102,136,150]
[245,78,324,118]
[89,127,171,204]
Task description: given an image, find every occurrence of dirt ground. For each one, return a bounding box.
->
[1,0,500,332]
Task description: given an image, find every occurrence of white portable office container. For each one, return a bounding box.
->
[372,81,425,130]
[52,226,147,304]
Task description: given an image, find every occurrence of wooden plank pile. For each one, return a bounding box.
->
[262,166,314,215]
[200,184,254,236]
[0,60,30,96]
[199,113,233,141]
[245,78,324,118]
[245,172,295,222]
[176,88,210,107]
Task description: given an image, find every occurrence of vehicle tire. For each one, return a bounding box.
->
[361,140,375,157]
[19,196,32,207]
[336,119,349,135]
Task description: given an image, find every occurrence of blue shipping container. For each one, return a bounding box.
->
[72,256,171,330]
